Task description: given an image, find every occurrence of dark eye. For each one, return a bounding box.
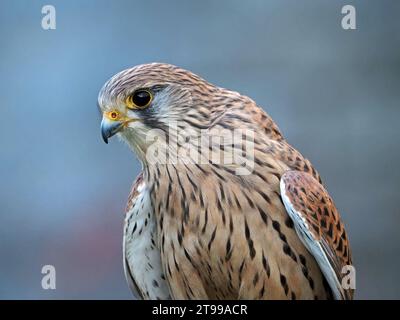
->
[126,89,153,109]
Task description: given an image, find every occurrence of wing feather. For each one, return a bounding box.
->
[280,170,353,300]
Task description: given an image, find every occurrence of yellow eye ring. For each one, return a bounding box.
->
[125,89,153,109]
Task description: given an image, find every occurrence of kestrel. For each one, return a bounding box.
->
[98,63,354,300]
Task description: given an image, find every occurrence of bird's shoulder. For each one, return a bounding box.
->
[217,93,284,142]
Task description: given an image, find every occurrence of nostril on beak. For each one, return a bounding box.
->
[101,117,123,144]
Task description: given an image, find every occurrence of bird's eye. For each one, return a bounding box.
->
[126,89,153,109]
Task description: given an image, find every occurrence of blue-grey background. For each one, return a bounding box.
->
[1,0,399,299]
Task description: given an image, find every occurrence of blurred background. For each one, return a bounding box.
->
[0,0,399,299]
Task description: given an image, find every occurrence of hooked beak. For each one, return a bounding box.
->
[101,115,124,144]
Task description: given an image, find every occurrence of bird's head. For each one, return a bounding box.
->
[98,63,215,163]
[98,63,265,174]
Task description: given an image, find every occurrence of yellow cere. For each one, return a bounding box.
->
[104,110,122,121]
[104,110,136,127]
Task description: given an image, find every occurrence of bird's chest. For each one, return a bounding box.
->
[124,185,170,299]
[153,166,326,299]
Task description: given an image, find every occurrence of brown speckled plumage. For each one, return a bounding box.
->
[98,63,354,300]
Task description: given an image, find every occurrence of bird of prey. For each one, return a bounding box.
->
[98,63,354,300]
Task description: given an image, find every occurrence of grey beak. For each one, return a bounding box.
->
[101,116,123,144]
